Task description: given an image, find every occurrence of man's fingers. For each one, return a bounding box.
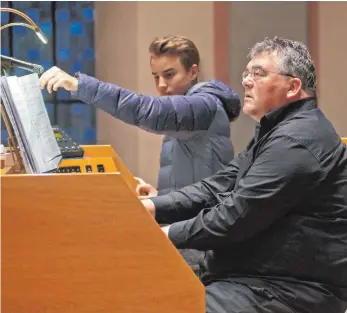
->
[148,189,158,197]
[135,185,142,195]
[52,74,68,92]
[134,176,146,185]
[39,66,62,89]
[136,184,150,196]
[39,71,51,89]
[46,75,59,94]
[52,79,65,92]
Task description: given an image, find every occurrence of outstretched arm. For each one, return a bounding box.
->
[40,68,221,138]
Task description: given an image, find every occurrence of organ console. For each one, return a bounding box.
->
[1,144,205,313]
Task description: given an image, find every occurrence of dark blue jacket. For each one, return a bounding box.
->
[72,74,241,194]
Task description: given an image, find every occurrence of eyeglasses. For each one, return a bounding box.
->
[242,67,295,81]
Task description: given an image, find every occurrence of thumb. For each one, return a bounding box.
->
[138,195,151,200]
[136,184,149,196]
[66,75,79,92]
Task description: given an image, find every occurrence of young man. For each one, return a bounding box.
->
[40,35,241,275]
[142,37,347,313]
[39,35,241,197]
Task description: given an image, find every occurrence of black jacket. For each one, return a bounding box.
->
[152,98,347,312]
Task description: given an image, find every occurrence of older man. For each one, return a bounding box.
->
[142,37,347,313]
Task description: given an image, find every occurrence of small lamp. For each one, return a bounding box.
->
[0,7,48,44]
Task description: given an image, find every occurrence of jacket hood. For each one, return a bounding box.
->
[188,79,241,122]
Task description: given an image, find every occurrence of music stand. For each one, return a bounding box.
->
[1,62,26,173]
[0,56,44,174]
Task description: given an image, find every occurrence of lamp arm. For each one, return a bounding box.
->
[0,22,36,32]
[0,8,36,27]
[0,8,48,44]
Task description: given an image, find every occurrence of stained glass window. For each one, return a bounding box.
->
[1,1,96,145]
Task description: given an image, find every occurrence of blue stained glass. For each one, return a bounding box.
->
[57,49,70,62]
[83,8,94,21]
[2,1,96,144]
[65,128,72,137]
[56,29,70,50]
[71,104,84,116]
[27,49,40,62]
[1,129,8,144]
[39,21,52,37]
[72,62,82,73]
[56,9,69,23]
[1,12,9,24]
[45,103,54,123]
[41,61,53,71]
[13,26,27,36]
[84,128,96,143]
[83,48,95,61]
[1,48,10,56]
[70,22,83,35]
[41,88,50,100]
[26,8,40,24]
[57,103,71,128]
[1,2,11,65]
[57,89,71,101]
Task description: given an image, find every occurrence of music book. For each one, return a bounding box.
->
[0,73,62,173]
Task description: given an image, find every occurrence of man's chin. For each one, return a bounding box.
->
[242,103,255,115]
[243,105,261,122]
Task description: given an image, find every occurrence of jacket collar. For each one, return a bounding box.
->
[254,97,317,141]
[260,97,317,130]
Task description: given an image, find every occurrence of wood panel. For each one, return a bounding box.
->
[2,172,204,313]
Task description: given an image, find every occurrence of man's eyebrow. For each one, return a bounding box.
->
[246,65,264,71]
[163,68,175,73]
[151,68,175,75]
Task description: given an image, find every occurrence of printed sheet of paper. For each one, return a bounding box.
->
[1,73,62,173]
[1,78,33,173]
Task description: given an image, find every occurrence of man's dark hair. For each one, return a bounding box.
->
[149,35,200,72]
[249,36,317,96]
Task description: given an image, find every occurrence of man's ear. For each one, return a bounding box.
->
[287,77,302,99]
[190,64,199,80]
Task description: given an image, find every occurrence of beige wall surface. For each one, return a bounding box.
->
[95,2,140,175]
[229,1,308,153]
[136,2,214,187]
[316,2,347,138]
[95,2,347,187]
[95,1,215,186]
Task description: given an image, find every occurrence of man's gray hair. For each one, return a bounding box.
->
[248,37,317,96]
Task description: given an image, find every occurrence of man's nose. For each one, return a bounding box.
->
[158,77,168,90]
[242,75,254,89]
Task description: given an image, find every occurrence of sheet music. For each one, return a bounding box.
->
[1,77,34,173]
[1,73,62,173]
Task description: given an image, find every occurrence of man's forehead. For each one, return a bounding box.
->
[150,54,181,67]
[247,51,279,69]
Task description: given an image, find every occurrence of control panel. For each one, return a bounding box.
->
[56,164,105,173]
[52,125,84,158]
[57,156,113,174]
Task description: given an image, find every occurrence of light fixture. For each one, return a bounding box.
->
[0,7,48,44]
